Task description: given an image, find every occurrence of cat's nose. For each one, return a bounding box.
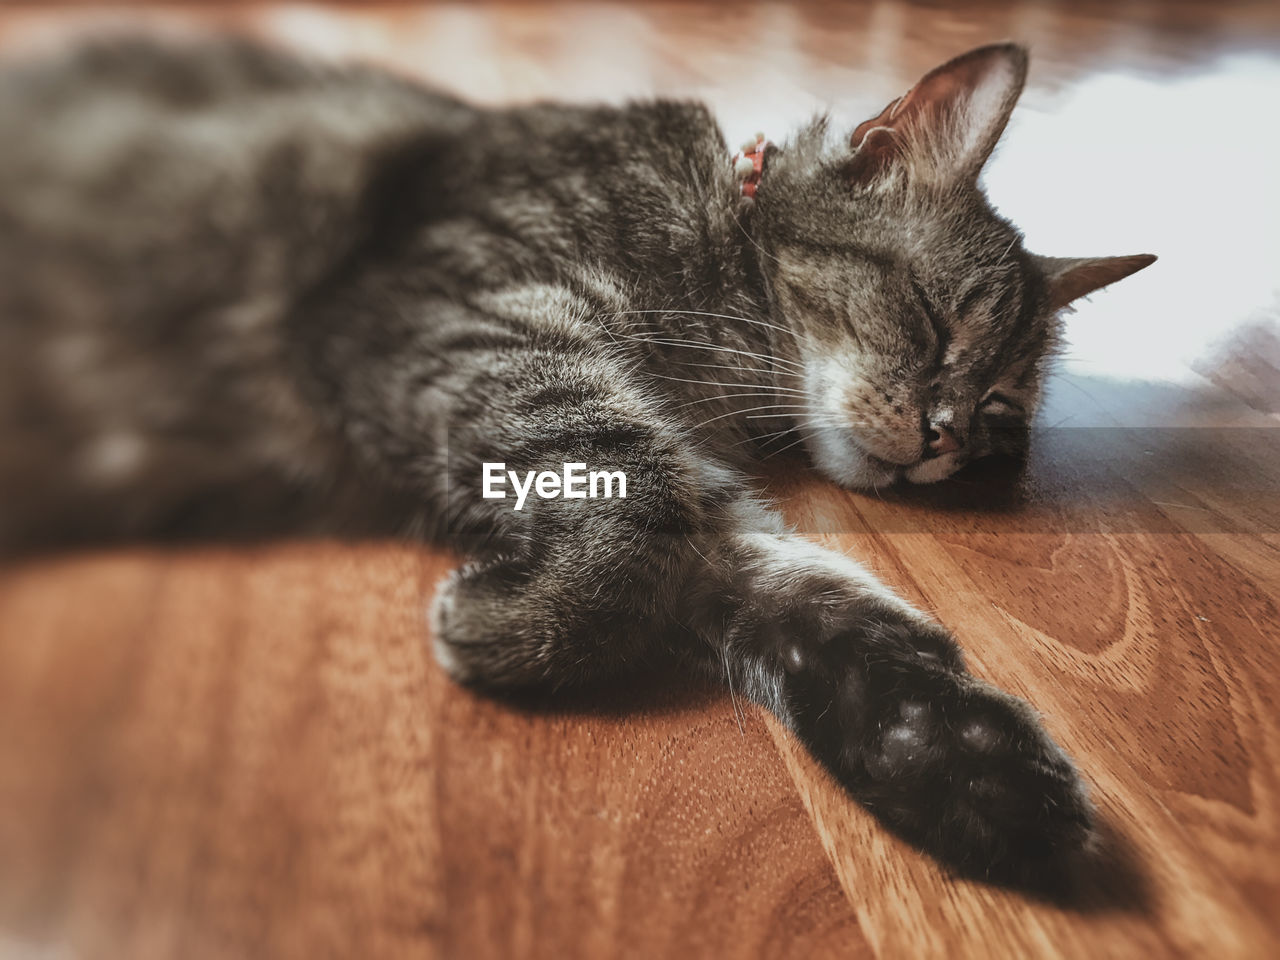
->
[925,423,962,457]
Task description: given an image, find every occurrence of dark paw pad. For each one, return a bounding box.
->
[865,700,935,778]
[957,716,1004,753]
[782,626,1093,887]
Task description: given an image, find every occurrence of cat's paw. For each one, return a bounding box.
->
[779,619,1094,886]
[428,557,520,688]
[428,565,472,681]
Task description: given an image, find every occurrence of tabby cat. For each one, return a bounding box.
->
[0,39,1154,886]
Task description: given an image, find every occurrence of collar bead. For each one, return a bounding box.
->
[732,132,769,199]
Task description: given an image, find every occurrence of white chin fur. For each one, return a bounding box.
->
[904,452,965,484]
[801,419,902,490]
[800,357,903,491]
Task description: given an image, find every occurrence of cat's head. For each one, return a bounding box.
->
[756,44,1155,488]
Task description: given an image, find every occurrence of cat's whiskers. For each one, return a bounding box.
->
[729,411,849,445]
[748,406,863,428]
[672,359,802,381]
[649,372,807,395]
[731,208,784,273]
[721,642,746,738]
[687,402,815,432]
[608,329,805,373]
[745,426,798,446]
[684,404,846,438]
[611,323,798,368]
[675,392,805,410]
[743,405,816,415]
[759,433,811,460]
[753,412,876,459]
[639,340,804,374]
[599,308,793,340]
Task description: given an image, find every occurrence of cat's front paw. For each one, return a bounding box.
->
[778,618,1094,886]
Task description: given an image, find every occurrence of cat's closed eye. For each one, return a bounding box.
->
[979,392,1024,417]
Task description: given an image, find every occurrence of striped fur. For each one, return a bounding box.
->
[1,39,1160,887]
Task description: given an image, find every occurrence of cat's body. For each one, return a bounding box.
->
[0,38,1155,885]
[1,42,784,546]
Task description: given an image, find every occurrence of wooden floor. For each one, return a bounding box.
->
[2,3,1279,958]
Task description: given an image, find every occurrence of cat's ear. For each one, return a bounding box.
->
[1035,254,1157,311]
[845,43,1028,187]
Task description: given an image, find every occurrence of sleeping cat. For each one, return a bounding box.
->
[0,39,1154,886]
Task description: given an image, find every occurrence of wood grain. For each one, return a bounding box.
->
[1,2,1278,958]
[0,546,865,959]
[769,476,1280,957]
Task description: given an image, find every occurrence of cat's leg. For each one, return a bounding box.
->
[427,402,1092,884]
[290,268,740,687]
[406,331,748,689]
[414,350,1090,882]
[305,284,1091,883]
[697,500,1094,886]
[426,409,744,689]
[433,465,1094,882]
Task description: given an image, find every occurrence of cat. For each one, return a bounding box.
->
[0,38,1155,887]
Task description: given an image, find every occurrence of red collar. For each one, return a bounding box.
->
[732,133,769,199]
